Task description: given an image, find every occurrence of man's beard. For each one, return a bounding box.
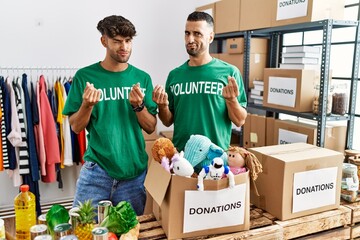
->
[187,49,198,56]
[111,52,131,63]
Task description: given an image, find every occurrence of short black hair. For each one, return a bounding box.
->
[187,11,214,28]
[97,15,136,38]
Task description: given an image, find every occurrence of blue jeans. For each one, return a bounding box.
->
[73,161,146,217]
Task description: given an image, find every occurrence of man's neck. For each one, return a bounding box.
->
[188,54,213,67]
[100,59,128,72]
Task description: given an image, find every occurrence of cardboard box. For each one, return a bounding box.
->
[143,136,160,215]
[273,119,347,153]
[240,0,273,31]
[243,114,267,148]
[263,68,319,112]
[266,117,276,146]
[249,143,343,221]
[243,113,251,148]
[219,53,267,88]
[159,131,173,140]
[145,161,250,239]
[215,0,241,34]
[226,38,268,55]
[271,0,344,27]
[196,3,216,32]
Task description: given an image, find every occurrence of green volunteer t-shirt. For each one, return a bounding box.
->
[166,58,247,151]
[63,62,157,180]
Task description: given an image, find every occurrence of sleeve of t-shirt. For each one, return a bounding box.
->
[144,74,158,115]
[62,74,84,116]
[165,72,174,113]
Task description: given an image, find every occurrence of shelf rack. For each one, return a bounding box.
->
[214,19,360,148]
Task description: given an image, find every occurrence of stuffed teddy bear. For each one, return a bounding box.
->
[151,137,177,172]
[197,157,235,191]
[227,146,262,180]
[184,135,227,174]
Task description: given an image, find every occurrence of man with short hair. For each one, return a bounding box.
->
[63,15,157,215]
[153,11,247,152]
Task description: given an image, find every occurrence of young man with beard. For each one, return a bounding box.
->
[152,11,247,152]
[63,15,157,215]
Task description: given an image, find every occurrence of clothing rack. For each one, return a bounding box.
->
[0,66,79,82]
[0,66,79,71]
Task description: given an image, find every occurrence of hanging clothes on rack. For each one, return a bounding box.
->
[0,76,6,171]
[37,75,60,183]
[5,77,22,187]
[63,80,82,165]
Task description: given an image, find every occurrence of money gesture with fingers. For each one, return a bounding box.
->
[129,82,144,107]
[152,84,169,108]
[83,82,101,107]
[222,76,239,101]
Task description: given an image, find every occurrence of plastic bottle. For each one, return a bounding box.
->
[14,184,36,240]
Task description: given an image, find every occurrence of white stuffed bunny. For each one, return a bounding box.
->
[170,151,194,178]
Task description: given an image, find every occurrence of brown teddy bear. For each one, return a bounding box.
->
[151,137,177,172]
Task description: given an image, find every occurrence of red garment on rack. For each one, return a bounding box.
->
[37,75,60,182]
[77,130,86,165]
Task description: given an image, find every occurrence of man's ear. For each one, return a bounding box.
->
[209,31,214,44]
[101,36,107,47]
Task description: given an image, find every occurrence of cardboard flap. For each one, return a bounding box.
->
[144,160,171,206]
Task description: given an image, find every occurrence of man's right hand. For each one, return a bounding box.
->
[152,84,169,109]
[83,82,101,108]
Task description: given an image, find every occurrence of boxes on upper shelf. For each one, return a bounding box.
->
[226,38,268,55]
[249,142,344,221]
[239,0,273,31]
[196,3,216,32]
[263,68,319,112]
[145,160,250,239]
[219,38,268,88]
[271,0,344,27]
[215,0,241,34]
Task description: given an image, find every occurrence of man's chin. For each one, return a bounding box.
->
[186,50,197,56]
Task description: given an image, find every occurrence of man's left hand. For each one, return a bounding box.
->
[222,76,239,101]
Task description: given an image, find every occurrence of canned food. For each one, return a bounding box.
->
[92,227,108,240]
[34,235,52,240]
[38,214,47,225]
[0,218,5,239]
[68,207,80,230]
[30,224,48,239]
[54,223,72,239]
[60,235,78,240]
[97,200,112,223]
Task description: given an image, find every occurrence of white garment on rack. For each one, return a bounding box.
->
[61,83,73,167]
[5,78,22,187]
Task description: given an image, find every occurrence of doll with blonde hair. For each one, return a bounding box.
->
[227,146,262,181]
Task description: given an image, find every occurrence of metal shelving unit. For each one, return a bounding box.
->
[215,19,360,148]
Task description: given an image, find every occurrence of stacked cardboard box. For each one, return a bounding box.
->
[249,143,343,221]
[219,38,268,88]
[142,128,160,215]
[263,68,319,112]
[145,161,250,239]
[206,0,344,33]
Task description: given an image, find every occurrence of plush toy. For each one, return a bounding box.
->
[227,146,262,180]
[151,137,177,172]
[184,135,227,174]
[197,157,235,191]
[170,151,194,178]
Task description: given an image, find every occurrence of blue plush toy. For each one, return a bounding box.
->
[183,135,228,174]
